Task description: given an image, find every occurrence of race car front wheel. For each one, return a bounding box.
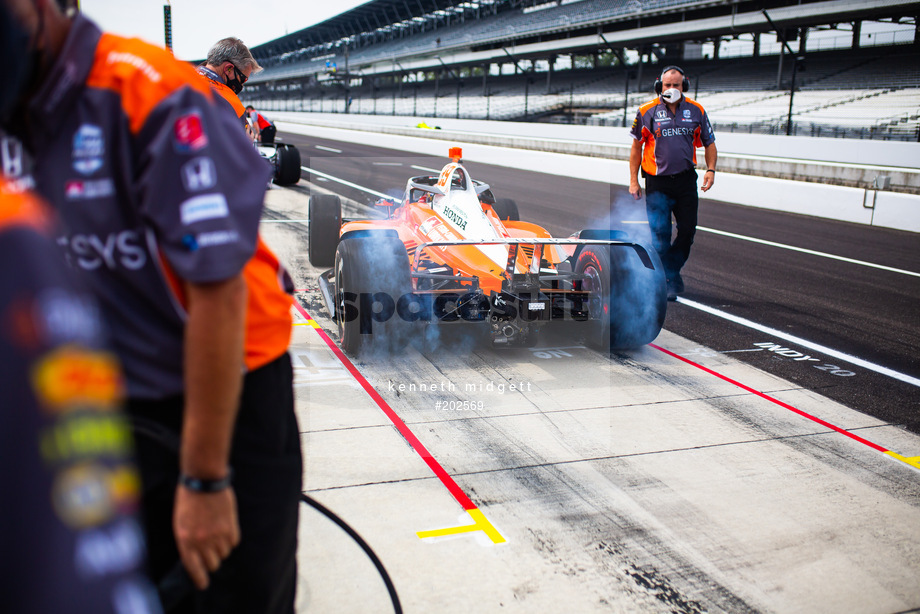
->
[575,242,666,351]
[334,232,413,356]
[274,144,302,186]
[309,194,342,267]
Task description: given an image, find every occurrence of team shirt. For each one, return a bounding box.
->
[196,65,248,123]
[630,95,715,176]
[252,111,273,131]
[9,14,292,399]
[0,179,161,614]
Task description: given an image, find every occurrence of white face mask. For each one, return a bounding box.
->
[661,88,682,103]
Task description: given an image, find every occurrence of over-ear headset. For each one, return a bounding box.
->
[654,65,690,95]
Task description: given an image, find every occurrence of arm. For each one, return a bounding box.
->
[629,139,644,200]
[174,273,247,590]
[701,142,717,192]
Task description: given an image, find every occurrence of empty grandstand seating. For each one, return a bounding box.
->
[244,1,920,141]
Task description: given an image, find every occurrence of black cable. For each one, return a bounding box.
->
[300,493,403,614]
[130,416,402,613]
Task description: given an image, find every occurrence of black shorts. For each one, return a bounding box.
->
[128,353,302,614]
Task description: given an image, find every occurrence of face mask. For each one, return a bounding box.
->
[0,5,33,120]
[225,68,244,95]
[661,88,682,104]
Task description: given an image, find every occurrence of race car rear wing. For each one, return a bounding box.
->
[412,238,656,288]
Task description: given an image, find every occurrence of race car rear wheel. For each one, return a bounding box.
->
[308,194,342,267]
[493,198,520,222]
[274,144,302,186]
[334,233,413,356]
[575,241,667,351]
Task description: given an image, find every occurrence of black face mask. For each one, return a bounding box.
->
[225,67,244,95]
[0,5,33,121]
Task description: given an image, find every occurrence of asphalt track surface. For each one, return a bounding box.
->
[281,131,920,434]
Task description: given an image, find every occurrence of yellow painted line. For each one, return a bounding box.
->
[292,320,321,328]
[417,508,506,544]
[885,451,920,471]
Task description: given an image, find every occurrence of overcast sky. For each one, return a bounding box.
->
[78,0,368,61]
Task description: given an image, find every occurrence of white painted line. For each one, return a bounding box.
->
[676,297,920,388]
[315,145,342,153]
[698,226,920,278]
[300,166,396,201]
[622,220,647,224]
[373,162,403,166]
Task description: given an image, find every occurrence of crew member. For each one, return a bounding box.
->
[245,105,276,144]
[1,2,301,612]
[629,65,717,300]
[196,37,260,125]
[0,176,162,614]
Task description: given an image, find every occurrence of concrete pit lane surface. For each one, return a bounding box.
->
[255,139,920,614]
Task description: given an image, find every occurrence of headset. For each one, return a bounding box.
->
[654,65,690,95]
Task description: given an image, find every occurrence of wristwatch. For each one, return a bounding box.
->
[178,470,233,493]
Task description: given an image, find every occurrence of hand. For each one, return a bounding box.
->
[629,182,642,200]
[173,485,240,590]
[701,171,715,192]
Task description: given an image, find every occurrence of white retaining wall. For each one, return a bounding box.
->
[272,112,920,234]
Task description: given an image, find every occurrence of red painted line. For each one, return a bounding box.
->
[291,300,477,510]
[650,343,889,453]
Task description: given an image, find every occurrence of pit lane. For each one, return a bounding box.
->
[258,134,920,613]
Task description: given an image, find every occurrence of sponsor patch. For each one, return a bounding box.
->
[106,51,162,83]
[40,414,133,463]
[181,157,217,192]
[173,112,208,152]
[52,463,114,528]
[36,288,103,345]
[72,125,105,175]
[65,178,115,200]
[179,193,228,225]
[75,518,145,579]
[31,346,123,412]
[195,229,239,248]
[1,135,25,178]
[52,464,141,529]
[683,109,692,118]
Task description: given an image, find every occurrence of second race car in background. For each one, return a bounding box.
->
[258,140,301,186]
[307,148,667,356]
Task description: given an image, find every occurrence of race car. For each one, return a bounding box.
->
[307,147,667,355]
[258,141,301,186]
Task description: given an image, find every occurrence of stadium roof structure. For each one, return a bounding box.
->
[250,0,490,58]
[247,0,919,85]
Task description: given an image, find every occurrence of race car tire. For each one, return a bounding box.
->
[493,198,520,222]
[334,233,413,356]
[308,194,342,267]
[274,144,302,186]
[575,242,667,351]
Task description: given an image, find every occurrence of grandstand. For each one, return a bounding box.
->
[242,0,920,141]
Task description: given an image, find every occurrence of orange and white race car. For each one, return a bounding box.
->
[307,148,667,355]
